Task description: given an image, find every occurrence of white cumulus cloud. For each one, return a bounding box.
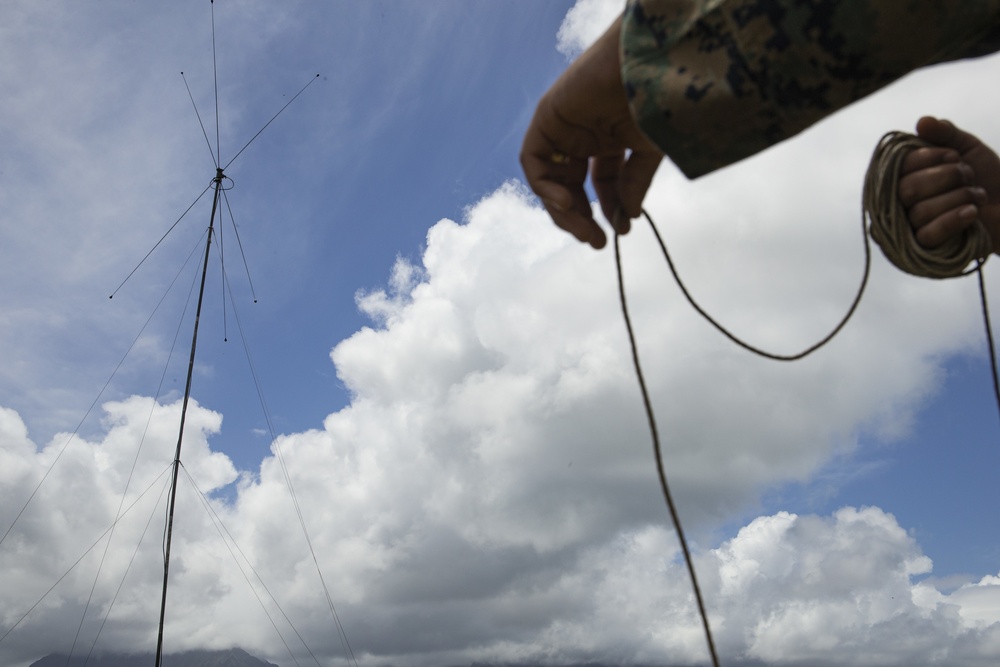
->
[4,175,1000,666]
[557,0,624,57]
[3,1,1000,666]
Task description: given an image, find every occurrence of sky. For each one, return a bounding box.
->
[2,1,1000,666]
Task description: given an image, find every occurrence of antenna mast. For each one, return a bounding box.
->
[146,2,325,662]
[154,167,226,667]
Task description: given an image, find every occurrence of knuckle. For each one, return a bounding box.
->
[897,179,919,206]
[906,202,929,226]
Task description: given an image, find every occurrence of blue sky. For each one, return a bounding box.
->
[2,2,1000,666]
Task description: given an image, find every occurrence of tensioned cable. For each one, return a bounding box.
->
[153,13,323,659]
[1,5,325,662]
[222,268,359,667]
[153,169,232,667]
[109,184,214,299]
[212,0,221,167]
[614,131,998,667]
[180,464,318,667]
[83,474,173,667]
[0,465,173,647]
[223,73,321,171]
[182,71,219,170]
[67,230,207,667]
[74,232,209,667]
[222,186,258,303]
[0,232,207,552]
[214,211,229,341]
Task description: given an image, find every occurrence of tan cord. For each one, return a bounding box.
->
[866,131,990,278]
[615,131,998,667]
[614,232,721,667]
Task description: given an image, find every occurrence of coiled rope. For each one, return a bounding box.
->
[614,131,998,667]
[867,132,991,278]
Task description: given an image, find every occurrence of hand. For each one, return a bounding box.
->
[898,116,1000,256]
[520,16,663,250]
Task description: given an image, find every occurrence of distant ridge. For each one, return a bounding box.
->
[29,648,278,667]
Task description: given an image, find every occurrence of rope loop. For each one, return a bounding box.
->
[865,131,990,278]
[615,129,1000,667]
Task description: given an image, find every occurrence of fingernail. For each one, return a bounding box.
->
[959,204,978,221]
[972,186,988,201]
[959,163,975,183]
[612,207,631,234]
[543,198,566,213]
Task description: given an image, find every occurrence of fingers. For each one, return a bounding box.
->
[591,150,661,236]
[619,150,662,219]
[908,184,987,227]
[898,159,976,207]
[897,117,995,249]
[521,118,607,249]
[898,154,985,248]
[911,197,985,249]
[528,167,607,249]
[900,145,959,176]
[915,116,983,155]
[520,158,607,249]
[590,154,625,231]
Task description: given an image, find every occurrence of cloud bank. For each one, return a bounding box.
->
[3,1,1000,666]
[4,173,1000,666]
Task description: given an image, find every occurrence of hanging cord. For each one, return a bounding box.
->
[638,199,870,361]
[614,130,999,667]
[613,233,720,667]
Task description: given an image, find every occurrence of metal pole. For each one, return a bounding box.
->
[154,167,225,667]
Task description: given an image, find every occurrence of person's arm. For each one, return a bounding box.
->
[522,2,1000,253]
[519,16,662,250]
[898,116,1000,256]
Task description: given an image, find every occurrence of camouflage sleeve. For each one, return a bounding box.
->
[621,0,1000,178]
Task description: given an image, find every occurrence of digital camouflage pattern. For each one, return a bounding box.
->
[621,0,1000,178]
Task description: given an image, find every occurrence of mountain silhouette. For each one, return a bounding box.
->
[29,648,278,667]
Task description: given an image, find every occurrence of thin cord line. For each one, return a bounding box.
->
[224,73,321,170]
[0,465,173,647]
[614,232,720,667]
[81,233,207,665]
[83,474,173,667]
[214,221,228,341]
[976,261,1000,423]
[212,0,221,167]
[67,252,203,666]
[224,274,358,667]
[182,71,219,169]
[0,232,206,552]
[620,142,1000,666]
[180,464,316,667]
[641,207,871,361]
[222,187,258,303]
[109,183,214,299]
